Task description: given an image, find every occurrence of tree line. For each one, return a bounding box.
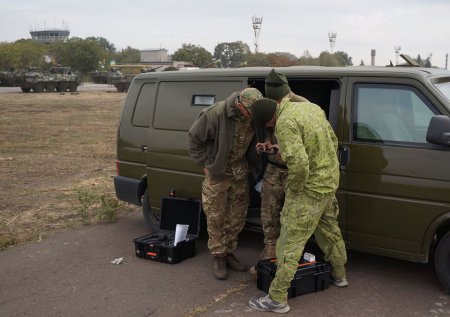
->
[0,36,434,74]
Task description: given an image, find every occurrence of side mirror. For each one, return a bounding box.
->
[426,115,450,146]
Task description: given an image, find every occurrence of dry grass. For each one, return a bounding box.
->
[0,90,134,249]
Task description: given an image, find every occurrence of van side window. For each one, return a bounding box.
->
[353,84,437,144]
[132,83,156,127]
[192,95,215,106]
[154,81,243,131]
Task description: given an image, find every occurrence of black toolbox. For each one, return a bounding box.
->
[133,197,201,264]
[256,258,331,298]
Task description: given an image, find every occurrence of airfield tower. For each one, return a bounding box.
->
[30,21,70,44]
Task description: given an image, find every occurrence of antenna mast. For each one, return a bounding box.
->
[252,16,263,53]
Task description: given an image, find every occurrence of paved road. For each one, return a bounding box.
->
[0,83,117,93]
[0,211,448,317]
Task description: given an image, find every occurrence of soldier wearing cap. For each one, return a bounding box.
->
[256,69,309,261]
[188,88,263,280]
[248,97,348,313]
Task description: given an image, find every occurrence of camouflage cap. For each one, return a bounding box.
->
[265,68,291,101]
[250,98,277,125]
[239,87,263,111]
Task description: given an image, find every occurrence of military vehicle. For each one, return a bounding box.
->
[1,67,80,93]
[89,68,135,92]
[89,70,110,84]
[113,60,450,291]
[0,70,16,87]
[17,66,80,93]
[109,73,135,92]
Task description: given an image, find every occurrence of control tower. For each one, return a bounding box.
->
[30,22,70,44]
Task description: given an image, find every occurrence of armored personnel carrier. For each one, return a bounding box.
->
[110,73,135,92]
[13,66,80,93]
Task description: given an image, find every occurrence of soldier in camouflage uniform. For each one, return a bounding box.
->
[248,97,348,314]
[256,69,310,260]
[188,88,263,280]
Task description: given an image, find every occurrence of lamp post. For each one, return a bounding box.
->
[394,45,401,65]
[328,32,337,54]
[252,16,263,53]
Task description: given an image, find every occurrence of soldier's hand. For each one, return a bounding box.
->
[271,144,282,160]
[256,141,272,151]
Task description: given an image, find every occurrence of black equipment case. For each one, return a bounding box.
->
[133,197,201,264]
[256,259,331,298]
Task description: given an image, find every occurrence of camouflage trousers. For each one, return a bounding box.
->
[269,191,347,304]
[202,174,249,256]
[260,163,287,246]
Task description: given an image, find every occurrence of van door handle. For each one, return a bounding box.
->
[339,146,350,167]
[141,145,148,152]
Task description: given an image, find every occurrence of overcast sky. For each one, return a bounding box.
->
[1,0,449,68]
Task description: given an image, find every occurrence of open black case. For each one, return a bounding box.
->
[133,197,201,264]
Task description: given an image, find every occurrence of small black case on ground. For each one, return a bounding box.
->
[133,197,201,264]
[256,259,331,298]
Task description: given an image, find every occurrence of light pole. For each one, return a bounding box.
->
[394,45,401,65]
[328,32,337,54]
[252,16,263,53]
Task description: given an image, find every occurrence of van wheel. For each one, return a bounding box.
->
[435,231,450,292]
[142,189,160,230]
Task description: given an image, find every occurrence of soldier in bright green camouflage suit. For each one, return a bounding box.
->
[188,88,263,280]
[257,69,310,260]
[248,97,348,314]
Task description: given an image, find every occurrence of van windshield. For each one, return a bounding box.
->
[433,78,450,103]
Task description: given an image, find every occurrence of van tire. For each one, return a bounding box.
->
[435,231,450,292]
[142,189,160,230]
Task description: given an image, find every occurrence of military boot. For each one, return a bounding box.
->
[213,255,227,280]
[226,253,248,272]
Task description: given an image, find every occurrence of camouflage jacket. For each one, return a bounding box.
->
[188,92,255,178]
[275,101,339,198]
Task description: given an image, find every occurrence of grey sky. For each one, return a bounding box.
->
[1,0,449,68]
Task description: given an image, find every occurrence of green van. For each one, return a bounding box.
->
[113,65,450,290]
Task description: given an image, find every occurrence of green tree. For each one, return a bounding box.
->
[50,37,107,73]
[273,52,298,62]
[334,51,353,66]
[0,40,49,69]
[86,36,116,54]
[213,41,250,68]
[318,51,340,66]
[172,43,212,67]
[298,50,353,66]
[298,50,319,66]
[0,42,20,69]
[267,53,297,67]
[245,52,270,66]
[415,54,424,67]
[86,36,116,66]
[114,46,141,64]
